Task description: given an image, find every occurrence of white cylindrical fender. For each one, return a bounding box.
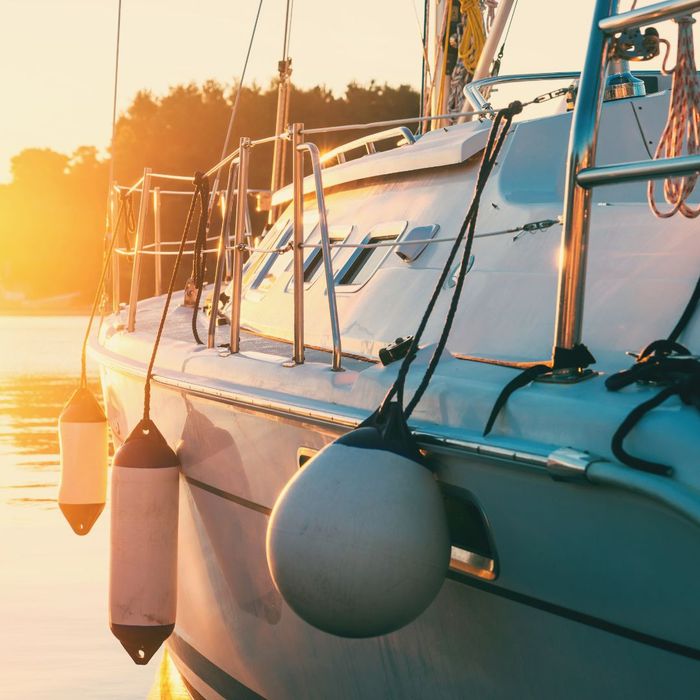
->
[109,419,180,665]
[58,387,108,536]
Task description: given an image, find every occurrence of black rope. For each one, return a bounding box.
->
[143,173,209,422]
[189,174,211,345]
[118,193,136,251]
[79,192,131,388]
[604,272,700,476]
[669,273,700,343]
[372,103,521,431]
[483,343,596,436]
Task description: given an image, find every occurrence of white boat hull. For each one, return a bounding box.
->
[100,361,700,699]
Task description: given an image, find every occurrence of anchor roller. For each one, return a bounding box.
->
[58,386,108,536]
[110,419,180,665]
[266,404,450,638]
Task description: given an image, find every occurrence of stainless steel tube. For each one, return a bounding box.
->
[127,167,152,332]
[152,187,162,296]
[297,143,343,371]
[230,139,250,353]
[208,164,237,349]
[292,123,305,365]
[552,0,617,365]
[599,0,700,33]
[110,186,120,314]
[578,154,700,187]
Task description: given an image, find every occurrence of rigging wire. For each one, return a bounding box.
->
[107,0,123,192]
[210,0,265,200]
[491,0,518,78]
[77,0,124,387]
[282,0,294,60]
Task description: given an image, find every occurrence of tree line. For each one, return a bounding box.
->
[0,80,418,309]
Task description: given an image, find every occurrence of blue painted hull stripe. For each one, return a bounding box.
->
[185,476,700,664]
[185,475,272,515]
[169,633,266,700]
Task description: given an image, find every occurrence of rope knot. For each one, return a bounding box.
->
[505,100,523,117]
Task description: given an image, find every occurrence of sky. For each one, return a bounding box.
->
[0,0,678,181]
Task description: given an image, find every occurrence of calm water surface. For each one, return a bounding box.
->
[0,316,189,699]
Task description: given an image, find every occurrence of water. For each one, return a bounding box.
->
[0,316,189,699]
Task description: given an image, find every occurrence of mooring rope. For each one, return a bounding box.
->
[374,102,521,424]
[143,174,209,421]
[79,193,132,388]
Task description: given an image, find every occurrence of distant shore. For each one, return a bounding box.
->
[0,308,91,317]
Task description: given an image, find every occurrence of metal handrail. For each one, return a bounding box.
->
[577,153,700,187]
[230,138,251,353]
[299,110,491,136]
[464,71,581,112]
[463,69,665,113]
[297,143,343,371]
[599,0,700,33]
[127,167,152,332]
[319,127,415,166]
[292,123,305,364]
[552,0,700,373]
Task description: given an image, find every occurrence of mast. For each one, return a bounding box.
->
[425,0,518,129]
[268,0,294,225]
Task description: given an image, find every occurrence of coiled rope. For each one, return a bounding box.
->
[459,0,487,73]
[648,16,700,219]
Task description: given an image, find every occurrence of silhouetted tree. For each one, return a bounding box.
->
[0,80,419,308]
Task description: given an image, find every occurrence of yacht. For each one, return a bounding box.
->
[86,1,700,697]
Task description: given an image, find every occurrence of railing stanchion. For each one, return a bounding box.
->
[208,164,237,349]
[292,123,305,365]
[127,167,152,332]
[110,185,120,314]
[297,143,343,371]
[551,0,617,371]
[230,139,250,353]
[153,186,162,296]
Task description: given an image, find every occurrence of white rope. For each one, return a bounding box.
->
[648,16,700,219]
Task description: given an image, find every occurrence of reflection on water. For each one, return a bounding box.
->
[0,316,190,699]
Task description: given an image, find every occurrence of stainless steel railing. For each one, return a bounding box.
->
[319,127,415,166]
[552,0,700,373]
[297,142,343,371]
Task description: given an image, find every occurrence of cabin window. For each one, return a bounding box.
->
[303,226,352,285]
[335,221,407,289]
[247,223,293,292]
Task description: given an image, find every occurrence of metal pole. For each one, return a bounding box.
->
[268,59,292,225]
[127,167,152,332]
[291,123,305,365]
[110,186,120,313]
[153,187,162,296]
[208,164,237,349]
[460,0,517,121]
[552,0,617,368]
[230,139,250,353]
[471,0,516,85]
[297,143,343,371]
